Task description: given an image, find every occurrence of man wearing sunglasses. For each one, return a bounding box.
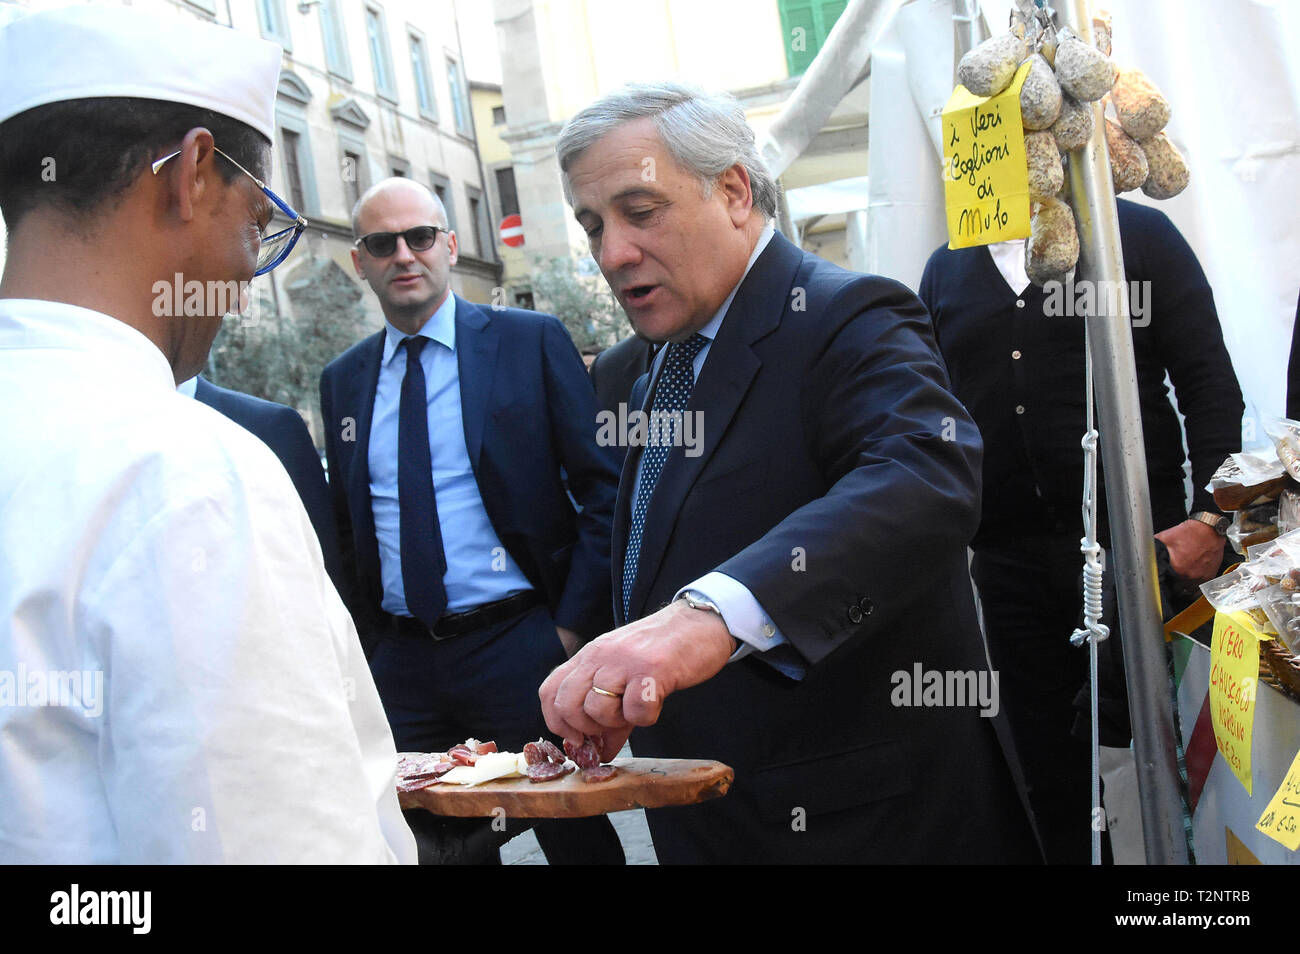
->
[0,6,414,863]
[321,177,624,864]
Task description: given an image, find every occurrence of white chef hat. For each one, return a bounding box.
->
[0,4,282,140]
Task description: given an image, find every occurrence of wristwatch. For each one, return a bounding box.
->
[677,590,724,619]
[1190,511,1230,536]
[676,591,739,654]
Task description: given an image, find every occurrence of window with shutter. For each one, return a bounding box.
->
[777,0,848,76]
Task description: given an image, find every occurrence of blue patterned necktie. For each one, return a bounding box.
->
[398,335,448,627]
[622,333,708,619]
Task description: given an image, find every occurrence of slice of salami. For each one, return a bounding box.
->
[581,765,618,784]
[523,741,546,766]
[564,736,601,771]
[539,739,567,764]
[398,751,453,778]
[526,760,572,783]
[397,775,444,793]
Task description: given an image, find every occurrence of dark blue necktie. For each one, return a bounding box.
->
[623,333,708,618]
[398,335,447,627]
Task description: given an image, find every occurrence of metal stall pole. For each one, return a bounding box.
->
[1054,0,1190,865]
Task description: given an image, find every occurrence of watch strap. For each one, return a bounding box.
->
[1190,511,1230,535]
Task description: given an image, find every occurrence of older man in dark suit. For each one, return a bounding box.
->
[320,177,623,864]
[540,83,1038,864]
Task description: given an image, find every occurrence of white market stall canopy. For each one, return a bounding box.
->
[762,0,1300,425]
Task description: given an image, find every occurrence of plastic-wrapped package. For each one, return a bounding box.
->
[1207,448,1291,512]
[1243,527,1300,570]
[1201,563,1275,620]
[1227,498,1281,555]
[1259,584,1300,651]
[1279,490,1300,535]
[1264,419,1300,483]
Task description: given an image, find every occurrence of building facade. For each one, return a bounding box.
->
[1,0,500,329]
[485,0,866,310]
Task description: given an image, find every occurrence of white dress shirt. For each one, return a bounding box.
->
[367,293,531,616]
[0,299,415,863]
[986,238,1032,295]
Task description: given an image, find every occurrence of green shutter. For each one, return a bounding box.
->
[779,0,816,76]
[778,0,850,76]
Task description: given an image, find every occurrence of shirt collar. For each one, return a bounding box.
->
[0,297,176,391]
[697,223,775,344]
[382,292,457,366]
[986,239,1031,296]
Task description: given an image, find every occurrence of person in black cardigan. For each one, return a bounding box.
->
[920,198,1244,864]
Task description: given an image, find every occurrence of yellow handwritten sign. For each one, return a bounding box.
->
[941,61,1033,249]
[1209,611,1261,796]
[1256,747,1300,850]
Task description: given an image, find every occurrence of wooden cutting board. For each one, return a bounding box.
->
[398,758,733,818]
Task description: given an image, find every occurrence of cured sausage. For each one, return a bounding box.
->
[564,737,601,771]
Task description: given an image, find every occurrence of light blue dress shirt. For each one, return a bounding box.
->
[369,294,532,617]
[630,226,802,678]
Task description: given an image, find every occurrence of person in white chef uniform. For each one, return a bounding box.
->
[0,5,416,864]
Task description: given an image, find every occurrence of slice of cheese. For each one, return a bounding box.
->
[437,751,527,786]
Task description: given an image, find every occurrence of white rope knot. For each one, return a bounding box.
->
[1072,539,1111,647]
[1080,427,1099,453]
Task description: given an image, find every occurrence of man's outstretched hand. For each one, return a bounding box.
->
[1156,518,1226,585]
[538,600,737,762]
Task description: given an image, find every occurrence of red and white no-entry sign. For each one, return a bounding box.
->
[499,213,524,248]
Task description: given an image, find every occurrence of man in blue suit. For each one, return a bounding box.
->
[320,177,623,864]
[541,83,1038,864]
[183,375,344,592]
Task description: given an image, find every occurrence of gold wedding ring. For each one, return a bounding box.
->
[591,685,622,698]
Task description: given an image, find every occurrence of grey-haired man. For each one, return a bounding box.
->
[540,83,1038,864]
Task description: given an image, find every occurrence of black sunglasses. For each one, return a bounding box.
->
[353,226,449,258]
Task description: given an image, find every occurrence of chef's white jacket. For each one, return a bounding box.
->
[0,299,416,864]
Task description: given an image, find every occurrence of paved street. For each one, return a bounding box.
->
[501,806,658,865]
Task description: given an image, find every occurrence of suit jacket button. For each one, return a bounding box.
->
[859,597,874,616]
[848,604,863,624]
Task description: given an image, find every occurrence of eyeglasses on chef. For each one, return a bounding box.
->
[151,146,308,277]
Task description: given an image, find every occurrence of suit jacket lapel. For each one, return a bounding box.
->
[622,233,804,621]
[453,296,498,469]
[348,330,384,492]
